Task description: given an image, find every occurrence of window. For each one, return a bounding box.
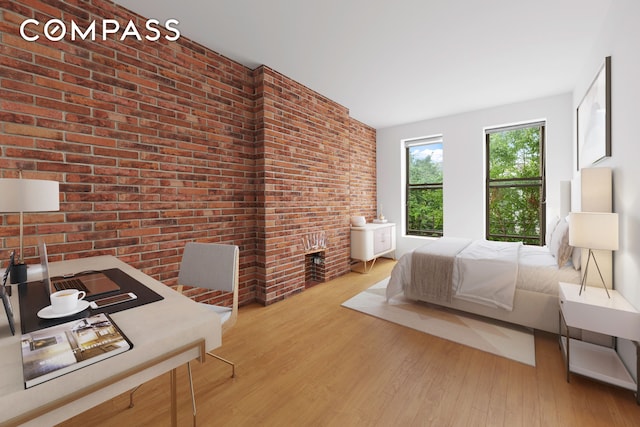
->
[405,135,443,237]
[485,122,545,245]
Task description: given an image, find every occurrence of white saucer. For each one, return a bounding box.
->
[37,300,91,319]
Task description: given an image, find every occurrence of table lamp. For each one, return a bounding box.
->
[0,173,59,284]
[568,212,618,298]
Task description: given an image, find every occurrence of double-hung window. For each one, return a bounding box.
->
[485,122,546,245]
[405,135,443,237]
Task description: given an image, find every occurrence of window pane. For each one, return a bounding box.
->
[407,187,443,236]
[408,143,443,185]
[488,186,541,245]
[486,124,544,245]
[488,128,540,180]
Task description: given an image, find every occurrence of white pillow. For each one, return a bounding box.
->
[564,214,581,270]
[548,218,572,267]
[572,246,581,270]
[547,217,563,254]
[546,215,561,245]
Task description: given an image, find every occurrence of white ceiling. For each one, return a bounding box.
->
[113,0,612,129]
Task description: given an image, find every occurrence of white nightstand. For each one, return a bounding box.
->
[558,282,640,404]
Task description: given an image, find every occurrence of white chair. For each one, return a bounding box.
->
[129,242,239,424]
[176,242,239,375]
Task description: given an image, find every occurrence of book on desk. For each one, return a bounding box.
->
[21,312,132,388]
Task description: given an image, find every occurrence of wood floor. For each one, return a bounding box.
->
[59,258,640,427]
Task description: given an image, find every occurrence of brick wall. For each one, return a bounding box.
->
[0,0,377,306]
[255,66,354,304]
[350,118,378,221]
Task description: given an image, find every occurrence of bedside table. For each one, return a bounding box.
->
[558,282,640,404]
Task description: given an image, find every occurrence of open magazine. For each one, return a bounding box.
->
[21,313,132,388]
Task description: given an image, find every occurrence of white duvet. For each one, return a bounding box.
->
[387,239,582,311]
[452,240,521,310]
[387,239,522,311]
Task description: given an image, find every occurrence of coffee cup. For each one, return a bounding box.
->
[50,289,86,314]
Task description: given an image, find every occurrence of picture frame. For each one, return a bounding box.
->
[576,56,611,170]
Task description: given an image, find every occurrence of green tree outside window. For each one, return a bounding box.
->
[486,124,545,245]
[406,140,443,236]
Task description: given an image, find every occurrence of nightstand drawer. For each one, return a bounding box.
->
[559,282,640,341]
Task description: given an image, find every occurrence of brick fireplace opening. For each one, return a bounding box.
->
[304,250,326,287]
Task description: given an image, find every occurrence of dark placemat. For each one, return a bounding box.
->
[19,268,164,334]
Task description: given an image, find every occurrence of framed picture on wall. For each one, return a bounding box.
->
[576,56,611,170]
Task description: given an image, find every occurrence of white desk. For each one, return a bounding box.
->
[0,256,222,426]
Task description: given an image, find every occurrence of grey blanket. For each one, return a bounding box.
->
[409,237,472,303]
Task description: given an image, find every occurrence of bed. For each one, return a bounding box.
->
[385,216,581,333]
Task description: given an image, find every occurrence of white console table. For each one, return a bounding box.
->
[0,256,221,426]
[350,223,396,273]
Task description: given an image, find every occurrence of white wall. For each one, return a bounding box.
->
[377,93,573,257]
[573,0,640,310]
[574,0,640,375]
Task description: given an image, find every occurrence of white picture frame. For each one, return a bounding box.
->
[577,56,611,170]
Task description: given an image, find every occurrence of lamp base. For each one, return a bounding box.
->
[579,249,610,298]
[10,262,28,284]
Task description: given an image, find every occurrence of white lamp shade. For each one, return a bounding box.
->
[0,179,60,212]
[569,212,618,251]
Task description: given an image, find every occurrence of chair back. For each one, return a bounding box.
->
[178,242,239,331]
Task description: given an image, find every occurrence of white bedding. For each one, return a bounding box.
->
[516,245,582,293]
[386,239,581,311]
[452,240,521,310]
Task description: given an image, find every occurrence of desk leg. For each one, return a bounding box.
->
[171,368,178,427]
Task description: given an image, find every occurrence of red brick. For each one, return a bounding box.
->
[0,0,377,308]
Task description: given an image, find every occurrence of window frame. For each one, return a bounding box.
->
[405,135,444,237]
[485,122,546,245]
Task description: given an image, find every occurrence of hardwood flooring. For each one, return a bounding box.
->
[59,258,640,426]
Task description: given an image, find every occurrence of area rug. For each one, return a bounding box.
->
[341,278,535,366]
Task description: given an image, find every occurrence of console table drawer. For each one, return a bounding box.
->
[373,226,392,254]
[351,223,396,262]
